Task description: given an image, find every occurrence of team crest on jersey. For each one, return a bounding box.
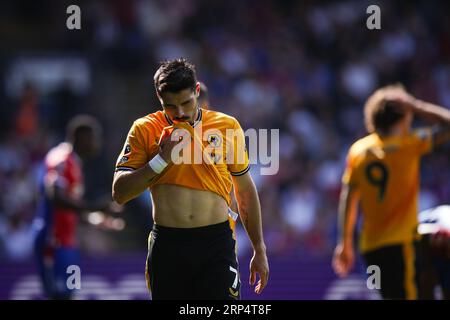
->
[207,134,221,148]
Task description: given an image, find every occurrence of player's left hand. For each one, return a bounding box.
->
[249,248,269,294]
[332,243,355,278]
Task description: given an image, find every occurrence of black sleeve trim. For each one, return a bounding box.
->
[230,165,250,176]
[115,166,136,172]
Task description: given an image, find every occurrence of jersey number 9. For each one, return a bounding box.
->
[365,161,389,202]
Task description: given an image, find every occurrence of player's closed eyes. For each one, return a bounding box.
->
[164,101,192,109]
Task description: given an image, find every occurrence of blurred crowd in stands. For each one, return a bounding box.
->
[0,0,449,261]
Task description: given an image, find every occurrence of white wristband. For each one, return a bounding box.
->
[148,154,168,174]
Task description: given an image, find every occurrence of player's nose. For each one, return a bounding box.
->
[175,106,185,118]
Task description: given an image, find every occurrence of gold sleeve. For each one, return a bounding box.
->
[227,118,250,176]
[115,121,156,171]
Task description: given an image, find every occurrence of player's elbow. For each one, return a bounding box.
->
[112,180,128,205]
[112,190,126,205]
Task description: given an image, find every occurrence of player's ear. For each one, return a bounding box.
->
[156,90,162,100]
[195,82,200,97]
[156,91,164,106]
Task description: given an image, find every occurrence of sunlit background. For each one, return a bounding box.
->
[0,0,449,299]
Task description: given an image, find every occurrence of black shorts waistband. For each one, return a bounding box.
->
[152,220,231,240]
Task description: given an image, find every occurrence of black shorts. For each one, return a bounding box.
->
[363,241,422,300]
[145,220,241,300]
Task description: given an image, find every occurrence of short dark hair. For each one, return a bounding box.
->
[66,115,101,143]
[364,84,407,133]
[153,58,197,95]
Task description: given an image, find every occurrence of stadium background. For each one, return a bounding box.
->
[0,0,449,299]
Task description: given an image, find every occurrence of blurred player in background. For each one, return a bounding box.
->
[33,115,123,300]
[112,58,269,300]
[332,84,450,299]
[418,205,450,300]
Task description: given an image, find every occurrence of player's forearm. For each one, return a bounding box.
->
[414,99,450,124]
[112,165,158,204]
[338,211,354,248]
[337,185,358,248]
[237,185,266,252]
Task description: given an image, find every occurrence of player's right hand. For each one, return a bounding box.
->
[332,243,355,278]
[158,126,191,164]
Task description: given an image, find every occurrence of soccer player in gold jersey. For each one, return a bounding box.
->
[332,84,450,299]
[112,58,269,300]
